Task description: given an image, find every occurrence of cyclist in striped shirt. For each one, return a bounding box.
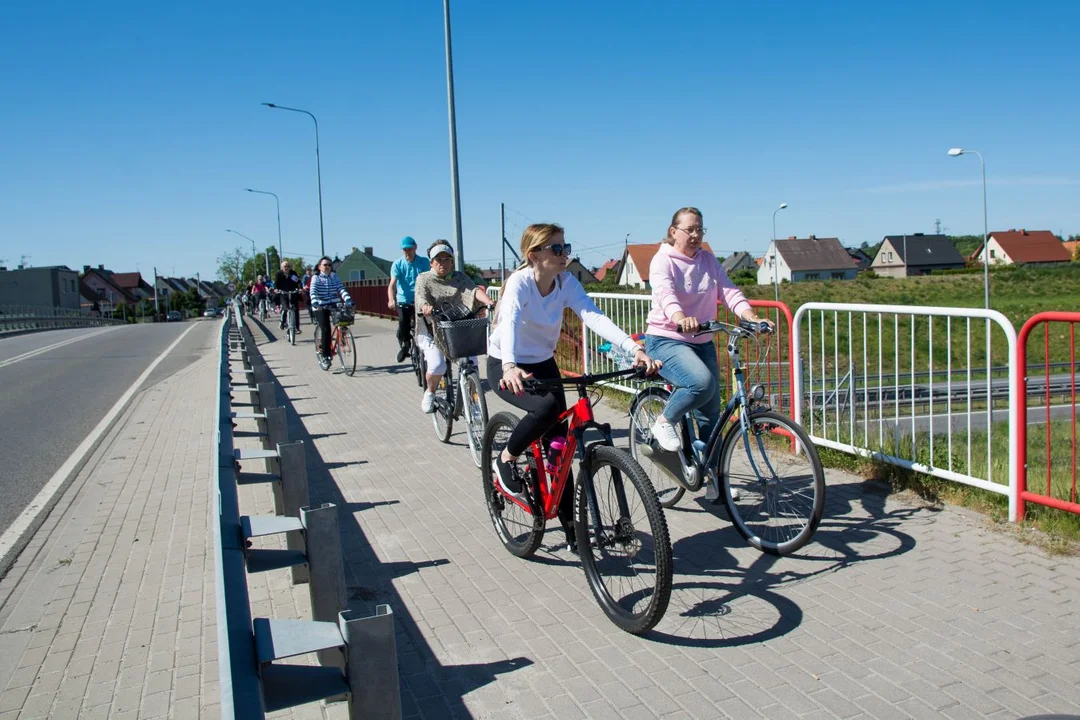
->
[310,256,354,370]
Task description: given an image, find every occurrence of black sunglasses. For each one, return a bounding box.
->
[540,243,572,257]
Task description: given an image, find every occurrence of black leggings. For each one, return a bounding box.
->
[397,304,415,348]
[315,308,332,358]
[487,356,568,457]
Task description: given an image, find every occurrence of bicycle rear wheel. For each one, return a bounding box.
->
[312,325,324,366]
[628,386,686,508]
[462,369,488,468]
[432,366,453,442]
[717,410,825,555]
[337,327,357,376]
[577,445,672,635]
[481,412,544,557]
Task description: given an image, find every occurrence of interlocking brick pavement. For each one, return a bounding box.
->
[244,314,1080,719]
[3,310,1079,719]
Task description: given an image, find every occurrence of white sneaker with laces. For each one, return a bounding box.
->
[650,417,682,452]
[421,391,436,414]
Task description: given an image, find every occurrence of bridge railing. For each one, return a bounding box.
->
[0,304,124,332]
[213,301,401,719]
[1016,312,1080,521]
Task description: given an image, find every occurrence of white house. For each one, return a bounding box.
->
[757,236,857,285]
[974,229,1071,266]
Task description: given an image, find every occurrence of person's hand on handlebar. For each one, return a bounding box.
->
[632,348,662,376]
[421,303,434,317]
[500,364,533,396]
[740,310,774,333]
[672,312,700,333]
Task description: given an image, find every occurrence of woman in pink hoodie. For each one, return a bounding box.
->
[645,207,772,452]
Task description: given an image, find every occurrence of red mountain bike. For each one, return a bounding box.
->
[481,366,673,635]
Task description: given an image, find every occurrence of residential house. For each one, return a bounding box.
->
[336,246,393,282]
[846,247,873,271]
[721,251,757,274]
[81,266,136,309]
[1062,240,1080,261]
[975,229,1072,266]
[757,236,858,285]
[594,259,622,283]
[618,242,716,289]
[111,272,155,301]
[870,234,966,277]
[0,265,82,309]
[566,259,599,285]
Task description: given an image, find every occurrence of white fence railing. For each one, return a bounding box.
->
[792,303,1019,521]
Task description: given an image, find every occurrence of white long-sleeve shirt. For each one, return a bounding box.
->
[489,269,640,364]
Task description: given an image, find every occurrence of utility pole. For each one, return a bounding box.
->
[500,202,506,284]
[443,0,465,271]
[153,267,160,319]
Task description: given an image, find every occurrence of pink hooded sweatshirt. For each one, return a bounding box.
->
[646,242,751,344]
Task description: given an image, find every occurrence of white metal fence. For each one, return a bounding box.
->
[792,302,1019,521]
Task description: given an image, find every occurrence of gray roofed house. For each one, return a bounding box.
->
[757,236,858,285]
[870,233,966,277]
[721,251,757,274]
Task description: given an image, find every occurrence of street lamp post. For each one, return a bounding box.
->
[263,103,325,257]
[442,0,465,271]
[948,148,989,309]
[771,203,788,302]
[245,188,283,264]
[226,229,268,280]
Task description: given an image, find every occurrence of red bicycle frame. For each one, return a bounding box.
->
[503,394,595,519]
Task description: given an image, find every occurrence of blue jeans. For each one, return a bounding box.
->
[644,335,721,441]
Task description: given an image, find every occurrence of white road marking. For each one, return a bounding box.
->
[0,326,120,370]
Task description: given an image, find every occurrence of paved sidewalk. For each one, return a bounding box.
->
[248,314,1080,719]
[0,349,221,718]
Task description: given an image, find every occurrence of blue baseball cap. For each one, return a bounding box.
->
[401,236,417,249]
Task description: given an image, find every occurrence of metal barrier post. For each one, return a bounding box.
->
[265,406,288,449]
[279,441,310,583]
[301,503,348,666]
[257,382,276,414]
[340,605,401,720]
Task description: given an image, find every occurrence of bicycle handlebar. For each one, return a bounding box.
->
[693,318,773,338]
[522,366,648,393]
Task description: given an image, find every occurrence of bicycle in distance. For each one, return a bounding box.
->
[425,304,491,467]
[397,303,425,387]
[313,303,357,376]
[278,289,301,346]
[482,367,673,635]
[623,319,826,556]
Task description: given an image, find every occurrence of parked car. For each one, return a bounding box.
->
[166,310,183,322]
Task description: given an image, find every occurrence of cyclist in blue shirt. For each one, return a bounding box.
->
[387,236,431,362]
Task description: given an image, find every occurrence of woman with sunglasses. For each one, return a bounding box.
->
[309,255,353,371]
[415,240,495,413]
[644,207,772,452]
[488,223,662,501]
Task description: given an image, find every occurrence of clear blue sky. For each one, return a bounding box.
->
[2,0,1077,280]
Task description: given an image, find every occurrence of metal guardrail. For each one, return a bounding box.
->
[213,300,401,719]
[0,304,124,332]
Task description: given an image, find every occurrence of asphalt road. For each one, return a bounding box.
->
[0,319,219,535]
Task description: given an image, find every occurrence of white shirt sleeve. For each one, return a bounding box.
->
[498,273,527,364]
[564,275,640,357]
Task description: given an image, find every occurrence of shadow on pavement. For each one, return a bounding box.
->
[272,380,533,716]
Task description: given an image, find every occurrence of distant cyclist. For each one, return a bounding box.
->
[387,236,430,363]
[252,276,268,316]
[309,256,353,370]
[274,260,302,335]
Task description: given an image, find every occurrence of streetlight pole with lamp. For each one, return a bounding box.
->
[948,148,989,309]
[262,103,325,257]
[225,229,268,280]
[771,203,788,302]
[245,188,283,265]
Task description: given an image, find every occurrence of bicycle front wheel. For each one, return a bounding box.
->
[462,369,489,468]
[628,386,686,508]
[432,368,453,443]
[481,412,544,557]
[577,445,672,635]
[337,327,357,376]
[717,410,825,555]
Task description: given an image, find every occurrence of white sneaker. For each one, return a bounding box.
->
[650,417,682,452]
[421,391,436,414]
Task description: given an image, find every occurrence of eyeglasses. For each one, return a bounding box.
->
[540,243,572,257]
[676,226,707,237]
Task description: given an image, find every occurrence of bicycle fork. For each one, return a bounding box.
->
[576,424,635,550]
